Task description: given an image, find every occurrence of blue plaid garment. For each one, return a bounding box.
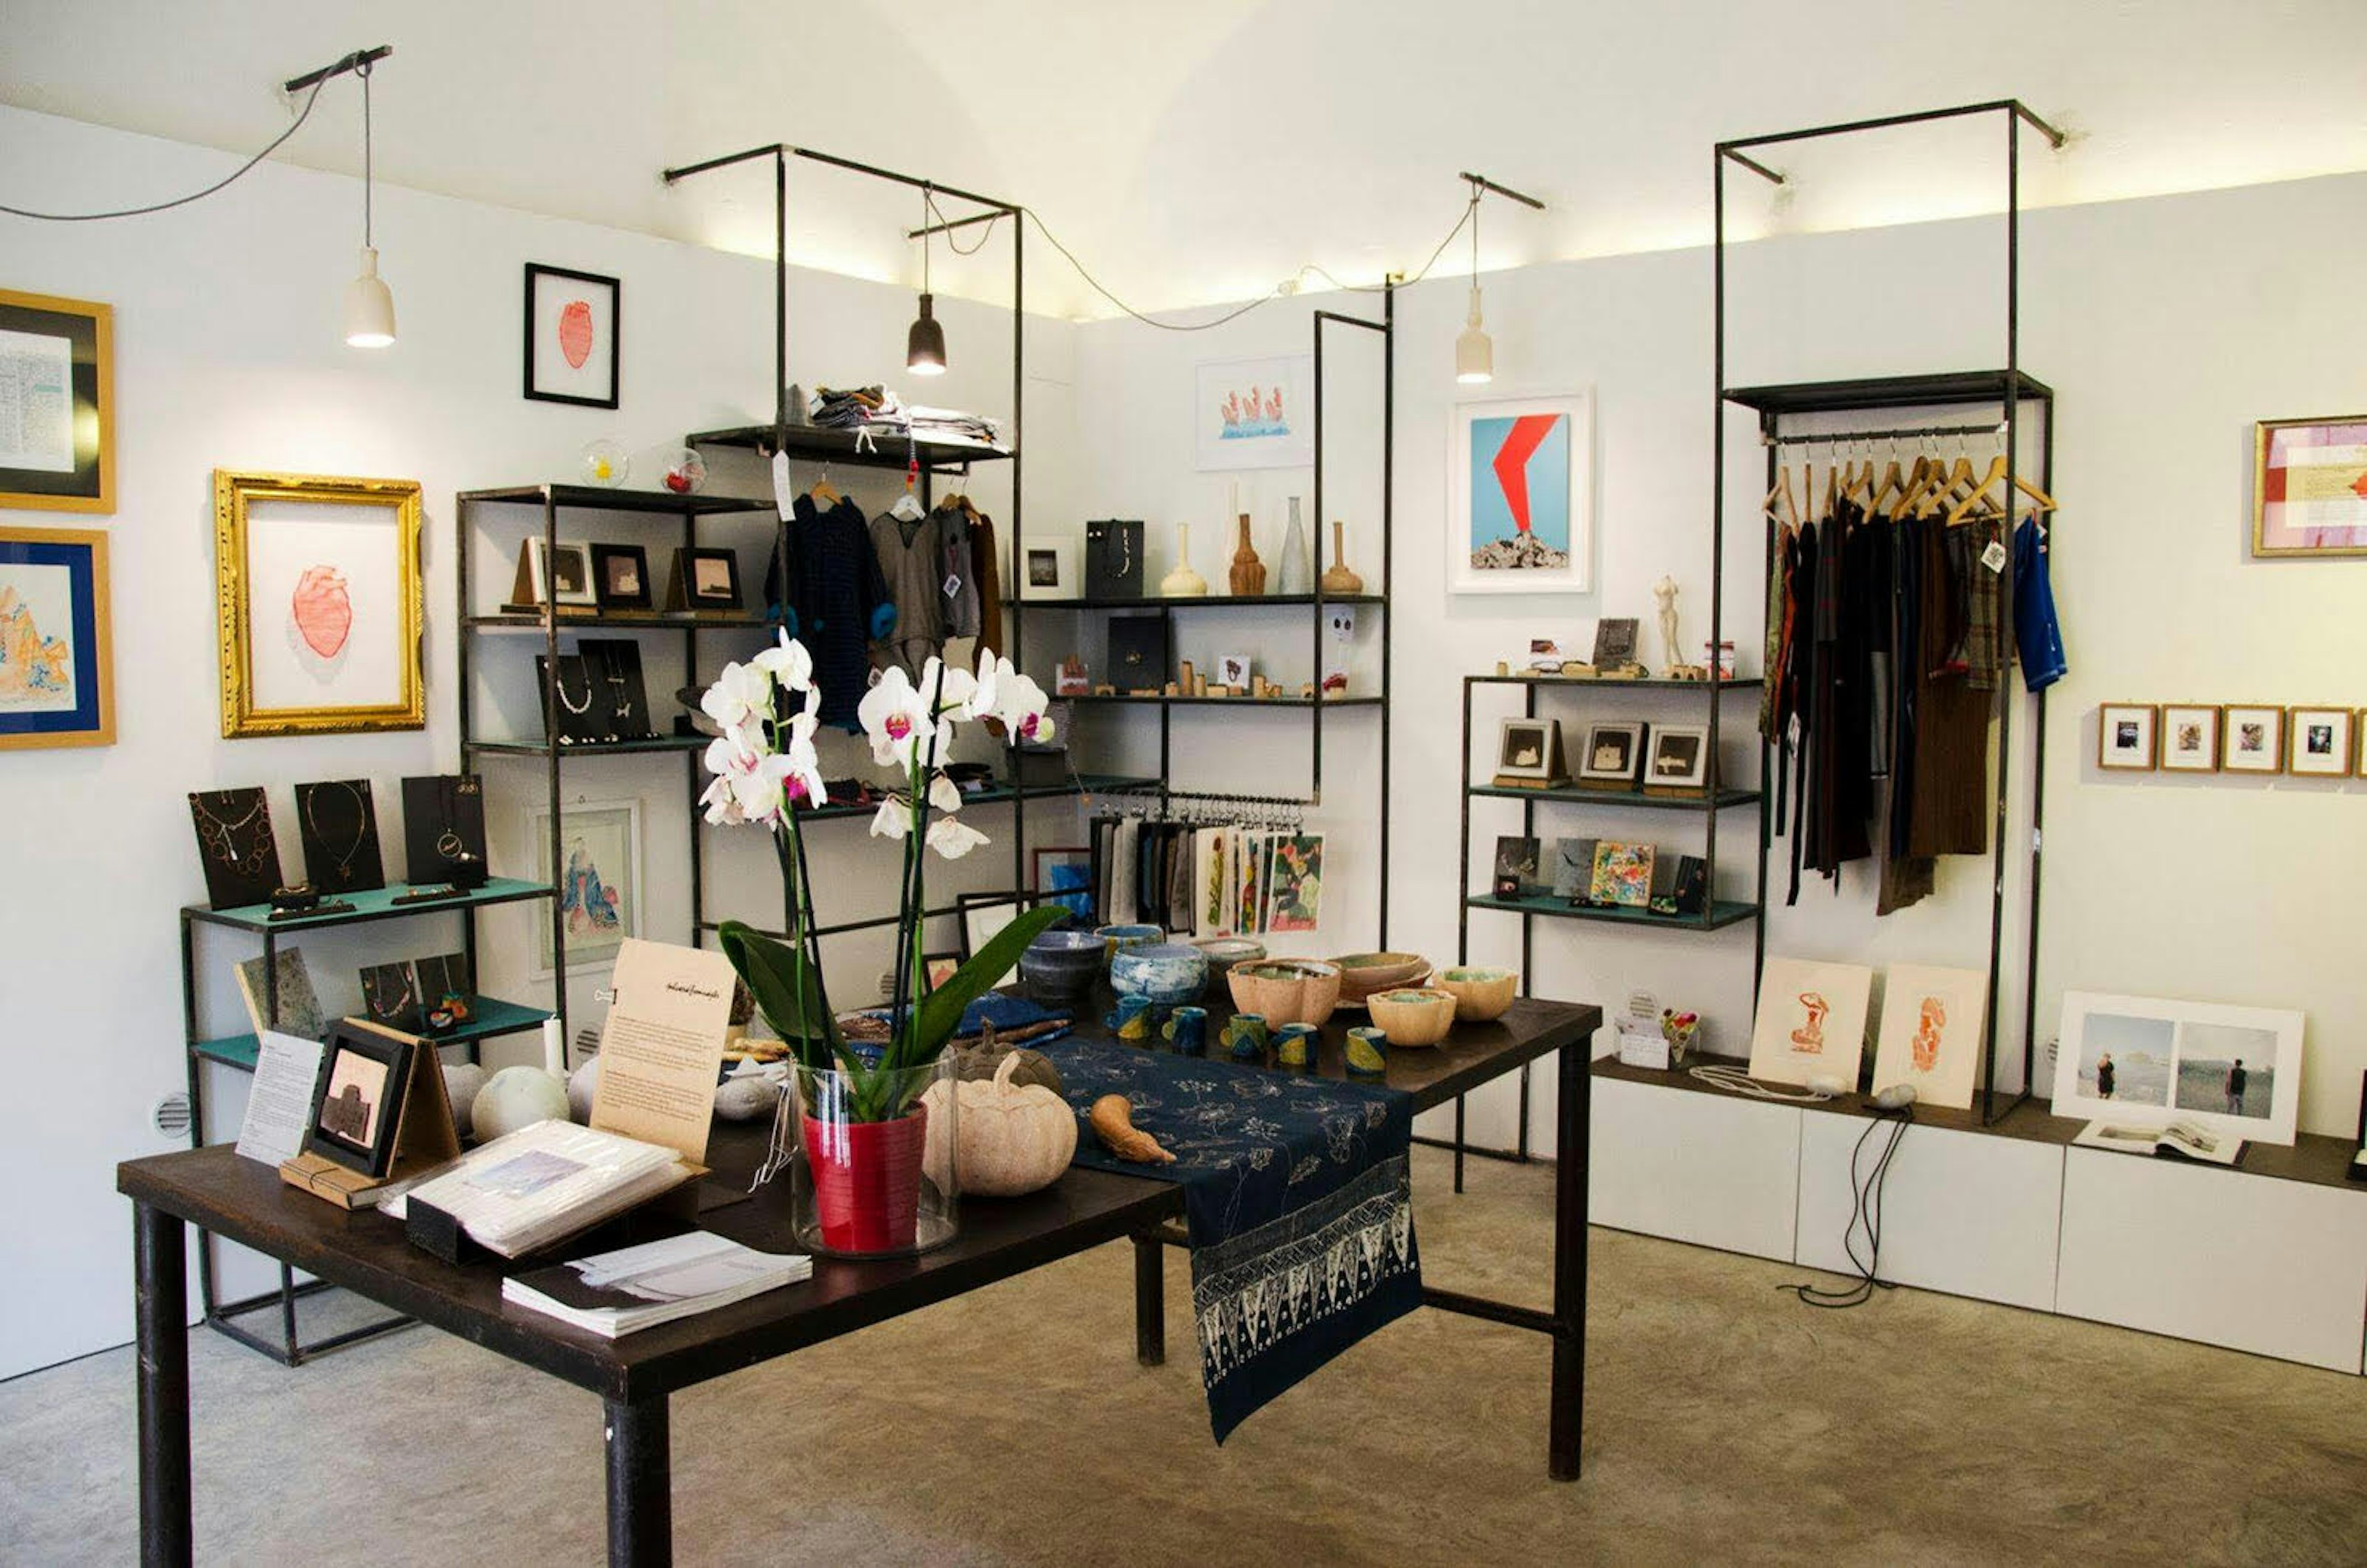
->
[1034,1037,1421,1443]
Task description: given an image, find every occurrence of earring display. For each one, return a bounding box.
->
[294,779,387,893]
[578,639,655,742]
[1084,518,1145,600]
[187,787,287,909]
[399,774,488,888]
[412,952,474,1033]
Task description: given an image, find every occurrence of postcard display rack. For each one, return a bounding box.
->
[178,877,556,1364]
[652,142,1395,955]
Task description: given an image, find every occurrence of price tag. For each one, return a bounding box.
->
[771,451,793,521]
[1981,539,2009,574]
[942,573,962,600]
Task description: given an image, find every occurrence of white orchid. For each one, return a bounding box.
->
[988,659,1055,745]
[857,666,950,769]
[751,630,813,692]
[701,659,772,733]
[925,815,989,859]
[928,772,964,815]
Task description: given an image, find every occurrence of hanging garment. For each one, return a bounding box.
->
[935,499,982,641]
[1110,815,1140,925]
[2013,517,2067,692]
[971,511,1006,661]
[870,508,945,680]
[790,494,894,730]
[1905,517,1990,859]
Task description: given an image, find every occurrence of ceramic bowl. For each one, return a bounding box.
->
[1191,936,1267,1000]
[1367,986,1458,1047]
[1434,965,1518,1023]
[1329,950,1433,1005]
[1109,942,1211,1008]
[1019,929,1104,1002]
[1094,924,1164,966]
[1227,960,1343,1028]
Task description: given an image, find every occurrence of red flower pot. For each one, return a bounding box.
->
[802,1105,930,1254]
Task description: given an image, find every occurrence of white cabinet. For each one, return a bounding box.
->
[2056,1148,2367,1374]
[1589,1072,1800,1263]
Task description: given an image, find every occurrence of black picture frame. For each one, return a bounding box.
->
[187,788,287,910]
[294,779,387,894]
[671,546,743,611]
[591,543,653,610]
[305,1021,417,1178]
[922,950,962,994]
[955,891,1025,968]
[522,263,621,409]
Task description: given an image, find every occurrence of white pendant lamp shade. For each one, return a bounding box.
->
[906,291,946,375]
[1455,285,1493,384]
[344,245,395,348]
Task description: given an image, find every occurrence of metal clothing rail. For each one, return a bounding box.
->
[1763,421,2005,447]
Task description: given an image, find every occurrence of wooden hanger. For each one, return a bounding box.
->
[1944,453,2056,527]
[1763,460,1798,529]
[806,462,840,508]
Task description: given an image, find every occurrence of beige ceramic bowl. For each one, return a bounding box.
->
[1434,966,1518,1023]
[1227,960,1343,1027]
[1368,986,1458,1047]
[1328,951,1432,1005]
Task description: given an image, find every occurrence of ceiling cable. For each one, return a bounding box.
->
[0,76,330,221]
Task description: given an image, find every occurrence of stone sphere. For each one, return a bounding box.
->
[567,1057,603,1122]
[471,1066,570,1143]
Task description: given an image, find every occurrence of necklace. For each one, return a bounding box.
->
[301,782,370,880]
[192,792,266,868]
[367,966,415,1019]
[555,660,593,714]
[605,668,633,721]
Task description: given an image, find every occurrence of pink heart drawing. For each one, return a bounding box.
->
[558,299,595,370]
[291,565,353,659]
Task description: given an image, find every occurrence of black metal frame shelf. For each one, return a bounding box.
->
[1465,893,1760,932]
[456,483,775,517]
[465,611,780,631]
[1467,783,1762,812]
[464,735,712,758]
[1022,592,1386,611]
[1468,672,1760,691]
[685,422,1014,473]
[193,997,554,1074]
[1060,693,1385,710]
[1722,369,2054,416]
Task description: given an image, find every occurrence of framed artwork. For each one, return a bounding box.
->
[591,543,653,611]
[1494,717,1564,785]
[1748,957,1876,1088]
[1592,617,1639,669]
[1491,835,1541,899]
[1021,541,1074,599]
[526,799,640,976]
[1194,354,1313,471]
[670,547,742,612]
[0,288,112,513]
[2096,703,2157,772]
[1546,836,1598,900]
[1576,719,1647,788]
[2222,704,2284,774]
[1262,833,1325,933]
[304,1021,419,1179]
[1588,841,1655,909]
[1448,391,1592,594]
[1216,653,1253,690]
[1870,964,1988,1111]
[2359,711,2367,778]
[2053,990,2304,1147]
[2159,704,2221,773]
[213,470,423,738]
[2252,416,2367,558]
[0,525,112,749]
[1032,845,1094,920]
[922,952,962,994]
[523,263,620,409]
[957,893,1024,986]
[529,539,599,609]
[1644,724,1709,793]
[2285,706,2352,777]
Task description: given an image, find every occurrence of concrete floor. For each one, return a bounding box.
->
[7,1146,2366,1566]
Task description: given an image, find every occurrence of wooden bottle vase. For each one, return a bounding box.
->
[1319,518,1363,595]
[1228,513,1266,596]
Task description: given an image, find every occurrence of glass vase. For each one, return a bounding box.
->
[1278,496,1312,594]
[791,1055,960,1258]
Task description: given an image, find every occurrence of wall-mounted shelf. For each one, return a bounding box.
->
[1023,592,1387,611]
[1721,369,2054,416]
[1465,893,1760,932]
[1060,693,1384,710]
[192,997,555,1074]
[456,483,775,517]
[1466,783,1762,813]
[687,423,1013,472]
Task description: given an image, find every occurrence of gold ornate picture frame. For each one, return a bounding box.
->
[214,468,423,738]
[0,288,114,514]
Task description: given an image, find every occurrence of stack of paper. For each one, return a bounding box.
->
[387,1121,690,1259]
[502,1231,810,1337]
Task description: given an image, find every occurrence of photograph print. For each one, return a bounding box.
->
[2286,707,2352,777]
[2053,990,2305,1145]
[2160,704,2220,772]
[2096,703,2156,771]
[1449,391,1593,594]
[2222,704,2284,773]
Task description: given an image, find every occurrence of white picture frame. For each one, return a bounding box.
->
[533,538,599,608]
[1748,957,1876,1088]
[2286,706,2352,777]
[1575,719,1646,786]
[2053,990,2304,1147]
[1644,723,1709,791]
[1216,653,1253,690]
[1021,541,1075,600]
[1195,355,1314,472]
[1494,717,1562,783]
[525,798,642,976]
[1447,390,1593,594]
[1869,964,1988,1111]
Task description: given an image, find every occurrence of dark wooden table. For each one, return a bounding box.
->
[121,998,1598,1566]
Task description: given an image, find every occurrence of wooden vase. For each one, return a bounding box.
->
[1228,513,1266,596]
[1320,518,1364,595]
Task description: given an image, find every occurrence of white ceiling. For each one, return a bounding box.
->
[6,0,2366,319]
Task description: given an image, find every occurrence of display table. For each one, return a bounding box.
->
[120,998,1598,1567]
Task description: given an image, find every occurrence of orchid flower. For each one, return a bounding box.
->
[924,653,978,717]
[925,815,989,859]
[751,630,813,692]
[857,666,949,769]
[955,647,999,721]
[928,772,964,815]
[701,659,772,733]
[868,799,908,840]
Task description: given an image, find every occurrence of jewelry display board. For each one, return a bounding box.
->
[293,778,386,892]
[187,788,287,909]
[399,774,489,887]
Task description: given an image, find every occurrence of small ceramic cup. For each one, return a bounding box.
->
[1162,1005,1209,1058]
[1107,994,1155,1042]
[1274,1021,1322,1070]
[1222,1013,1269,1065]
[1344,1026,1389,1080]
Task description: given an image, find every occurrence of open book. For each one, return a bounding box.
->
[502,1231,809,1337]
[385,1121,693,1259]
[2075,1118,2243,1167]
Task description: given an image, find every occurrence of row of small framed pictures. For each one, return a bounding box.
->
[2099,703,2363,777]
[510,537,743,614]
[1497,716,1711,792]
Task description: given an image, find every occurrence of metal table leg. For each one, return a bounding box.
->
[135,1202,192,1568]
[1548,1038,1588,1480]
[1133,1233,1166,1366]
[605,1394,671,1567]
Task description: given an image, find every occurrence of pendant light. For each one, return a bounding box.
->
[906,184,946,376]
[1453,181,1491,384]
[342,57,394,348]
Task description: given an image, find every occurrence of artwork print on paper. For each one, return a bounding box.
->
[524,264,619,409]
[1870,965,1987,1111]
[1195,356,1314,471]
[2253,417,2367,558]
[1748,958,1876,1088]
[0,526,111,749]
[1449,393,1592,594]
[531,802,639,975]
[1262,834,1325,933]
[0,561,76,711]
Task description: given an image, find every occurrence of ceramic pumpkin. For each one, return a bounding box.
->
[922,1052,1077,1198]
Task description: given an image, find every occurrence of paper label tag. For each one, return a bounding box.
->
[942,573,961,599]
[1981,539,2009,574]
[771,451,793,521]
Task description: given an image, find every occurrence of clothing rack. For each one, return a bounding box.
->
[1091,786,1307,827]
[1763,421,2006,447]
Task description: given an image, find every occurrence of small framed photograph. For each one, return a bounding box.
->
[0,525,114,750]
[2096,703,2157,771]
[1525,637,1568,673]
[529,538,599,608]
[2358,711,2367,778]
[1216,653,1253,690]
[2253,415,2367,559]
[2286,706,2352,777]
[668,546,742,611]
[1576,719,1648,788]
[305,1021,419,1178]
[1493,717,1565,785]
[1022,541,1075,598]
[957,892,1026,986]
[2222,704,2284,774]
[591,543,653,610]
[523,263,619,409]
[2159,704,2221,773]
[1643,723,1709,793]
[922,951,962,994]
[0,288,113,513]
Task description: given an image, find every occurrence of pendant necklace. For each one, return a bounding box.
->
[555,661,594,714]
[436,778,467,862]
[194,792,265,868]
[302,782,369,880]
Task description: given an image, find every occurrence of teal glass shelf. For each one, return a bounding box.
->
[1464,892,1760,932]
[782,772,1162,825]
[190,997,555,1072]
[186,877,554,934]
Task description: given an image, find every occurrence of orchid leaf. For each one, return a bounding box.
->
[904,905,1066,1068]
[718,919,840,1066]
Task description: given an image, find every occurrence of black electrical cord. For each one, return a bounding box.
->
[1784,1105,1912,1310]
[0,76,330,221]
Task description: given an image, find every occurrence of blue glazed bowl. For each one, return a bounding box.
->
[1019,929,1103,1002]
[1108,941,1211,1008]
[1095,923,1164,964]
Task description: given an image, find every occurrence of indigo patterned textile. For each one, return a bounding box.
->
[1036,1039,1421,1442]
